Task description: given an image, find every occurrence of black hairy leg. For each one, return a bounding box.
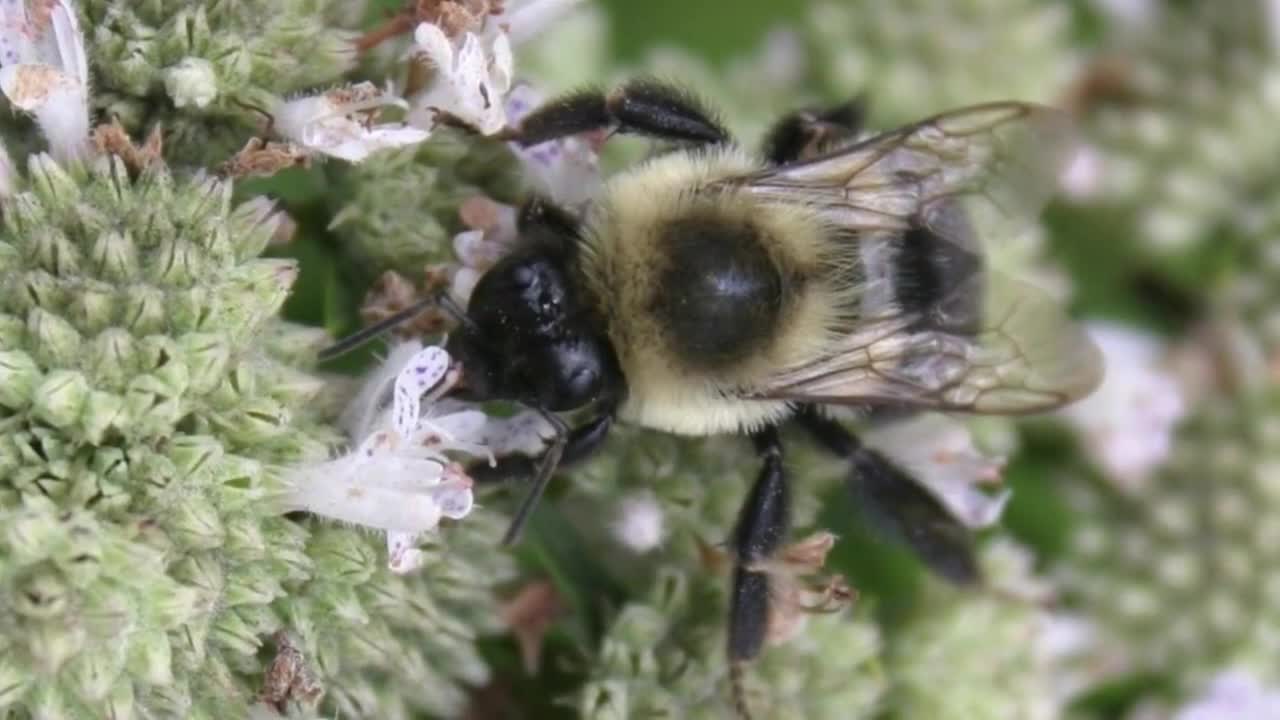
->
[727,426,790,662]
[497,77,733,148]
[761,95,867,165]
[725,426,790,720]
[792,405,979,584]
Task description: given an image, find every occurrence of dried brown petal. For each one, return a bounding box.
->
[259,631,324,712]
[92,119,164,173]
[500,579,564,674]
[219,137,310,179]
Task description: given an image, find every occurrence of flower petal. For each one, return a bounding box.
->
[864,415,1008,529]
[414,22,456,75]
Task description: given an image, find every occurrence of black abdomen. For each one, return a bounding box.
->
[651,216,783,369]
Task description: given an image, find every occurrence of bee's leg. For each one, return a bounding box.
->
[761,95,867,165]
[727,426,790,665]
[792,405,979,584]
[501,77,732,148]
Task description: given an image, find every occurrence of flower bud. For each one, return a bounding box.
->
[26,620,85,674]
[28,308,82,369]
[66,643,127,703]
[164,496,225,550]
[309,528,378,585]
[164,57,219,109]
[31,370,89,430]
[0,350,40,409]
[126,628,174,686]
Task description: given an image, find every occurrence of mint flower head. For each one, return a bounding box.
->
[78,0,360,166]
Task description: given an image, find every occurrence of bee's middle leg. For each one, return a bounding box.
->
[761,95,867,164]
[727,425,791,665]
[500,77,733,149]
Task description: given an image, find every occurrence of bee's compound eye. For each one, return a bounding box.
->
[512,265,536,290]
[565,366,598,400]
[536,341,603,411]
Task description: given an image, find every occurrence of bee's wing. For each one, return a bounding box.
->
[750,272,1102,413]
[714,102,1102,413]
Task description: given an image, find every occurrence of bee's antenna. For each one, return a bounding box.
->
[317,291,471,362]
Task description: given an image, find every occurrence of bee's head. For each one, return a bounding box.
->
[446,243,620,412]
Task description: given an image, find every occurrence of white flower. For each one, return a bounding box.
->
[0,0,90,164]
[611,491,666,553]
[163,57,218,109]
[504,82,603,206]
[864,415,1009,528]
[1060,142,1107,201]
[407,0,584,135]
[1060,323,1186,494]
[285,343,486,573]
[271,82,430,162]
[1172,670,1280,720]
[410,21,513,135]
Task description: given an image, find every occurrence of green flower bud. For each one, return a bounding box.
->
[27,308,82,369]
[31,370,89,430]
[308,528,378,585]
[222,564,285,608]
[0,349,38,410]
[104,678,136,720]
[0,652,30,710]
[164,496,226,551]
[88,230,139,282]
[67,642,128,703]
[178,333,232,394]
[26,620,85,674]
[127,628,174,687]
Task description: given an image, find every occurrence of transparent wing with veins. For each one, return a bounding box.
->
[712,102,1102,413]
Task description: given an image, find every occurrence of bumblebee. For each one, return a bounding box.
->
[324,78,1102,678]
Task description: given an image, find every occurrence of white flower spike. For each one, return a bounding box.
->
[864,415,1010,528]
[1060,322,1186,494]
[272,82,430,163]
[0,0,90,164]
[1172,670,1280,720]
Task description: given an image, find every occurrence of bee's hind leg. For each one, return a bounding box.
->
[761,95,868,164]
[723,425,791,718]
[791,405,980,584]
